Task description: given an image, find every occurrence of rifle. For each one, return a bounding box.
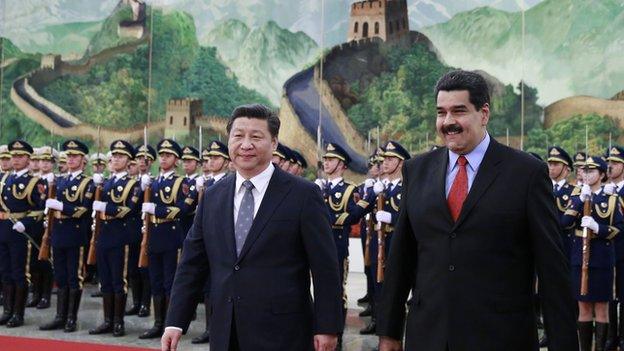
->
[38,180,56,261]
[138,183,151,268]
[376,191,386,283]
[86,185,103,265]
[580,125,591,296]
[364,213,373,266]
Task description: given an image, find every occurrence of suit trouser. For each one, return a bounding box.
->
[0,237,30,285]
[229,316,241,351]
[148,249,178,296]
[96,245,129,294]
[52,246,84,289]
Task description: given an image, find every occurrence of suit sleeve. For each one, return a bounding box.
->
[376,163,417,340]
[300,183,343,334]
[527,163,579,351]
[165,188,210,330]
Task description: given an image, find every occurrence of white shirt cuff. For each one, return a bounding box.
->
[165,326,183,333]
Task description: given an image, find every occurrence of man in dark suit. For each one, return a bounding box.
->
[161,104,343,351]
[376,70,578,351]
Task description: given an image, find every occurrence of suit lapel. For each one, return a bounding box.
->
[432,148,454,225]
[236,168,292,264]
[452,139,503,231]
[218,175,237,260]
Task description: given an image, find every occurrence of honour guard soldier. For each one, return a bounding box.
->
[180,146,201,238]
[128,144,157,318]
[89,140,140,337]
[27,146,56,309]
[57,151,68,176]
[548,147,575,259]
[562,156,624,351]
[91,153,108,175]
[128,157,139,178]
[0,145,11,172]
[29,148,41,176]
[360,141,410,335]
[288,149,307,176]
[40,140,94,332]
[605,146,624,350]
[190,140,230,345]
[574,152,587,186]
[0,140,46,328]
[139,139,193,339]
[271,143,291,171]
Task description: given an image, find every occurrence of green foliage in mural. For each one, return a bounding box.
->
[347,43,542,151]
[525,114,621,157]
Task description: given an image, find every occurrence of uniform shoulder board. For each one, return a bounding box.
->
[571,186,582,196]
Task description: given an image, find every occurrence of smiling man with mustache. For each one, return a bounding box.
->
[376,70,579,351]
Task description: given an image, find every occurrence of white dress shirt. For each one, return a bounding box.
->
[234,163,275,222]
[68,170,83,181]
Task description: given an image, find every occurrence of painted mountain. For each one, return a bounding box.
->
[421,0,624,105]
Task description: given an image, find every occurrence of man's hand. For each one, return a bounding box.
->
[161,327,183,351]
[314,334,337,351]
[379,336,402,351]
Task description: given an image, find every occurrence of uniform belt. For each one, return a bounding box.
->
[0,211,28,220]
[332,225,344,229]
[53,212,74,220]
[151,217,175,224]
[575,229,596,239]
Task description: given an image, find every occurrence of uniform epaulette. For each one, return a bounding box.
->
[571,186,582,196]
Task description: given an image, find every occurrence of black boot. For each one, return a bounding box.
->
[0,284,14,325]
[137,275,151,317]
[89,293,114,334]
[596,322,609,351]
[606,302,619,350]
[357,294,370,305]
[139,295,164,339]
[192,297,210,344]
[36,270,52,309]
[113,293,126,337]
[6,284,27,327]
[578,321,594,351]
[359,304,372,317]
[64,289,82,332]
[26,272,41,308]
[126,276,141,315]
[40,288,68,330]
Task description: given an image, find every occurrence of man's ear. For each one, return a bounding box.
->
[480,103,490,126]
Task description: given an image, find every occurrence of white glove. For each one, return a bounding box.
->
[581,216,600,233]
[43,173,55,184]
[373,181,385,195]
[142,202,156,215]
[92,200,107,213]
[364,178,375,190]
[92,173,104,185]
[579,184,592,202]
[376,210,392,224]
[604,183,617,195]
[140,174,152,191]
[12,221,25,233]
[314,178,326,190]
[45,199,63,211]
[195,176,204,189]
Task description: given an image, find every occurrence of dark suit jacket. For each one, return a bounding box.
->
[377,139,578,351]
[166,167,343,351]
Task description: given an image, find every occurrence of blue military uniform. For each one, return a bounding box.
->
[140,139,194,339]
[89,140,140,337]
[180,146,200,238]
[547,146,575,259]
[561,156,624,302]
[126,144,156,318]
[0,140,46,328]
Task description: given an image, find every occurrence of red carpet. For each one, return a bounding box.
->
[0,335,158,351]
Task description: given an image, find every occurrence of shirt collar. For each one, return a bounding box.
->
[213,172,227,182]
[160,170,175,179]
[13,168,29,177]
[391,178,401,186]
[448,132,490,172]
[69,170,83,179]
[329,177,343,187]
[114,171,127,180]
[552,179,567,188]
[236,163,275,195]
[617,180,624,190]
[186,173,198,179]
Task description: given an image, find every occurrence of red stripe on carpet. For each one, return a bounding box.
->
[0,335,158,351]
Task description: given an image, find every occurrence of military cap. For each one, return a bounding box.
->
[206,140,229,160]
[273,143,289,160]
[323,143,351,165]
[608,146,624,164]
[383,141,411,161]
[9,140,34,156]
[585,156,607,173]
[39,146,58,161]
[110,140,134,158]
[0,145,10,159]
[58,151,67,163]
[285,145,297,164]
[181,146,200,162]
[157,139,182,158]
[573,152,587,167]
[90,153,108,165]
[135,144,157,160]
[291,149,307,169]
[547,146,572,167]
[31,147,42,161]
[62,140,89,156]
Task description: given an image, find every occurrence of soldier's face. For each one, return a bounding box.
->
[128,163,139,176]
[182,159,198,175]
[66,154,83,171]
[323,157,343,175]
[159,153,177,172]
[207,155,226,173]
[583,169,601,186]
[271,155,283,166]
[382,156,401,175]
[59,162,67,173]
[0,158,11,171]
[368,163,380,178]
[548,161,567,180]
[288,163,300,175]
[11,155,30,171]
[280,160,291,171]
[29,159,39,171]
[436,90,489,155]
[110,154,129,172]
[608,161,624,180]
[228,117,277,178]
[40,160,54,174]
[137,156,152,173]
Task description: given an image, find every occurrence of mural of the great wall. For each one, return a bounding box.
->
[1,0,623,174]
